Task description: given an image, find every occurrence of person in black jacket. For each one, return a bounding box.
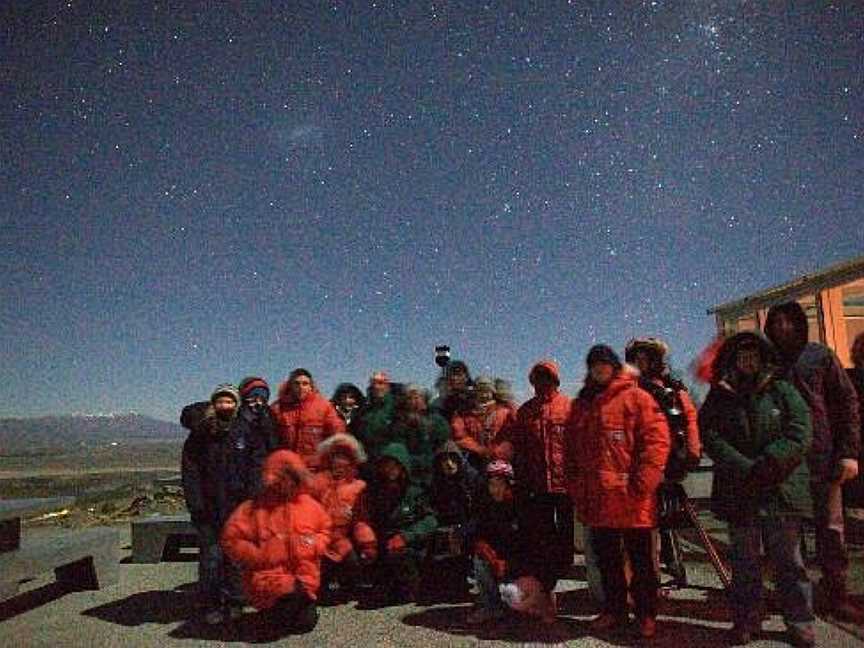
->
[181,383,267,624]
[237,376,280,453]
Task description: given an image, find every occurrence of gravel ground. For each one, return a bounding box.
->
[1,525,862,648]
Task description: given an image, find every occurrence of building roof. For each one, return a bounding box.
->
[708,254,864,317]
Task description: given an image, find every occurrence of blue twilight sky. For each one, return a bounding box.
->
[1,1,862,421]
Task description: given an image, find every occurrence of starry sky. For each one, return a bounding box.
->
[2,1,863,421]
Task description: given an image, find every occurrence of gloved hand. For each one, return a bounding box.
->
[386,534,407,553]
[359,541,378,562]
[834,458,859,484]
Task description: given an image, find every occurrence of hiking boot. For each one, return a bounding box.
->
[589,612,627,631]
[786,625,815,647]
[637,616,656,639]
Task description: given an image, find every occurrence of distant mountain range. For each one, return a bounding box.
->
[0,413,185,454]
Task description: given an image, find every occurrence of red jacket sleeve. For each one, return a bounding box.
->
[631,392,671,497]
[679,390,702,464]
[221,501,267,569]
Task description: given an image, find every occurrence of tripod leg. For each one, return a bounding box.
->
[683,499,731,589]
[661,528,688,587]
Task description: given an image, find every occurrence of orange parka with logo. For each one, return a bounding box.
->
[271,381,346,468]
[451,402,518,458]
[221,450,332,609]
[494,361,572,495]
[566,368,670,528]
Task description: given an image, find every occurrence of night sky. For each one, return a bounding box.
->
[2,1,863,421]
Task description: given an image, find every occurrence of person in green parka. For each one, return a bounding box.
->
[698,332,815,647]
[365,442,438,606]
[384,384,451,486]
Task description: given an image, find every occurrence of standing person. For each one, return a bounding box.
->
[352,371,396,471]
[431,360,474,420]
[238,376,280,453]
[451,375,517,470]
[847,333,864,507]
[765,301,862,621]
[221,450,332,634]
[624,338,701,587]
[494,360,573,621]
[271,368,346,469]
[366,442,438,606]
[699,332,815,646]
[181,384,267,624]
[566,346,670,640]
[331,383,366,428]
[387,384,451,486]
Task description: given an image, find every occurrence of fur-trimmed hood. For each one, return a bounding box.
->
[317,433,367,466]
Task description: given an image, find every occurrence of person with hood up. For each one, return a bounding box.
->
[764,301,861,622]
[306,433,376,601]
[270,368,346,469]
[181,384,268,624]
[565,345,670,640]
[331,383,366,428]
[493,360,573,623]
[427,440,481,597]
[237,376,280,453]
[451,375,517,471]
[699,332,815,647]
[221,450,332,633]
[386,384,451,486]
[366,442,438,606]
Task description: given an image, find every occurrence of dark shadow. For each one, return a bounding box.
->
[554,587,601,617]
[0,582,68,622]
[401,604,582,644]
[82,585,198,626]
[168,607,315,643]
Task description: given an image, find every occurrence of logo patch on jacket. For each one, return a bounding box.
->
[609,430,625,443]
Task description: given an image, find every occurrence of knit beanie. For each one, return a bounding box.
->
[238,376,270,401]
[210,383,240,405]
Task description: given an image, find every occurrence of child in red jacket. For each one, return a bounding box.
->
[221,450,332,633]
[308,433,377,601]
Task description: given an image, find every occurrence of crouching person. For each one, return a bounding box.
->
[468,460,529,625]
[221,450,332,634]
[366,442,438,606]
[181,384,266,624]
[308,433,377,602]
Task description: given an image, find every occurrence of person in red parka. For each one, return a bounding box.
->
[221,450,332,633]
[566,345,670,640]
[493,359,572,621]
[270,368,346,469]
[307,433,376,601]
[451,375,517,471]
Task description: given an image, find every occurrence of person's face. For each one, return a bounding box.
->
[768,312,798,350]
[213,396,237,418]
[488,476,512,502]
[531,370,556,396]
[736,347,762,376]
[370,377,390,400]
[330,453,353,480]
[378,457,403,482]
[273,469,298,498]
[589,362,615,385]
[290,375,313,400]
[448,370,467,391]
[438,454,459,477]
[476,384,494,404]
[244,394,267,410]
[407,390,426,413]
[337,392,357,410]
[633,351,651,376]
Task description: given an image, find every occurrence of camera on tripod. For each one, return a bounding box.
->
[435,345,451,369]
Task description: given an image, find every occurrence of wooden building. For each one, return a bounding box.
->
[708,254,864,367]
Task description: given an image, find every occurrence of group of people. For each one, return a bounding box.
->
[179,300,864,646]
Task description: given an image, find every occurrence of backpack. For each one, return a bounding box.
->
[639,377,691,482]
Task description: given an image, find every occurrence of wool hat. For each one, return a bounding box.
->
[238,376,270,400]
[486,459,515,485]
[586,345,622,369]
[210,383,240,405]
[474,375,495,390]
[529,360,560,386]
[494,378,514,402]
